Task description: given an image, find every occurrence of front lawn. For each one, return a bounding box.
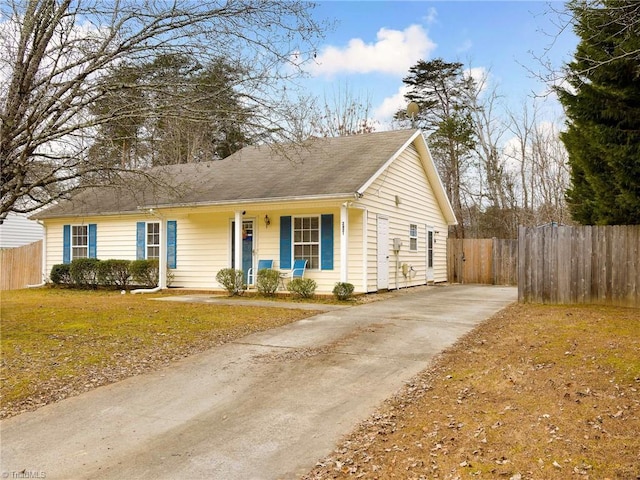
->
[0,288,319,418]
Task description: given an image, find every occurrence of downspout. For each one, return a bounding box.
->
[340,203,349,283]
[27,220,47,288]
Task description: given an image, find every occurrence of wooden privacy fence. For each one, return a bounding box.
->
[0,240,43,291]
[518,225,640,308]
[447,238,518,285]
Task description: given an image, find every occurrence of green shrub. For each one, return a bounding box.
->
[287,278,317,299]
[130,259,159,287]
[97,259,132,288]
[256,268,280,296]
[69,258,101,288]
[332,282,355,301]
[50,264,72,285]
[216,268,244,296]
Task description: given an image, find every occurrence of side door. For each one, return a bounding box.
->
[426,226,434,282]
[377,215,389,290]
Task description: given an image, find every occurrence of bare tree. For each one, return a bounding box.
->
[506,100,570,227]
[310,83,378,137]
[0,0,326,220]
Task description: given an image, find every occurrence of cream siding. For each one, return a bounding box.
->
[175,205,344,291]
[43,215,148,280]
[345,208,366,292]
[40,139,451,294]
[356,143,449,291]
[44,204,347,292]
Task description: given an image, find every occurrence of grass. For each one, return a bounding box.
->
[303,303,640,480]
[0,288,320,418]
[3,289,639,478]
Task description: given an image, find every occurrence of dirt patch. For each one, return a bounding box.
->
[254,324,389,363]
[302,303,640,480]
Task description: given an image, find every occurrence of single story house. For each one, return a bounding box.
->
[32,129,457,293]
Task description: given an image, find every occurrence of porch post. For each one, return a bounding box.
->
[234,210,243,275]
[340,203,349,282]
[159,219,167,289]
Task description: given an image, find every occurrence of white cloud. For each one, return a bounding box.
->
[309,25,436,78]
[423,7,438,25]
[373,85,411,125]
[465,66,488,86]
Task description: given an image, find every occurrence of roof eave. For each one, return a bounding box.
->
[33,193,357,220]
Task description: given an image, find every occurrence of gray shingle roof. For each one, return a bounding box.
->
[34,129,419,218]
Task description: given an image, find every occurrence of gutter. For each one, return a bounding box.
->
[143,193,355,211]
[30,193,356,220]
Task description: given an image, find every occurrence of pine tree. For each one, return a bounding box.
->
[557,0,640,225]
[398,59,477,237]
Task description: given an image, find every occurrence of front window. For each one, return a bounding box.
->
[294,216,319,269]
[72,225,88,260]
[147,222,160,259]
[409,224,418,251]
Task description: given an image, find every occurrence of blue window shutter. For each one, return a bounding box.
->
[63,225,71,264]
[321,214,334,270]
[167,220,177,269]
[136,222,146,260]
[88,224,97,259]
[280,216,292,269]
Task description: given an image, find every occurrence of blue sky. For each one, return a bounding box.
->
[302,1,577,127]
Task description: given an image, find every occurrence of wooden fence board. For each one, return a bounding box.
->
[518,225,639,308]
[0,240,43,291]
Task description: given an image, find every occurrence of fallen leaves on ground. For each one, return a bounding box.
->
[302,303,640,480]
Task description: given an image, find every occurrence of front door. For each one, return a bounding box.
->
[231,220,254,283]
[377,215,389,290]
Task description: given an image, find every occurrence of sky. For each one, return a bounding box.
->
[301,0,578,128]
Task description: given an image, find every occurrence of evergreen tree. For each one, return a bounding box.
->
[557,0,640,224]
[90,54,253,168]
[397,59,477,238]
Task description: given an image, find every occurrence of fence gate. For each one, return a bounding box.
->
[447,238,517,286]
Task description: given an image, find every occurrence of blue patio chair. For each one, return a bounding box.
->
[247,259,273,286]
[279,259,308,289]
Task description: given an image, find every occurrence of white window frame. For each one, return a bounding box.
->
[409,224,418,251]
[72,225,88,260]
[293,215,320,270]
[146,222,160,259]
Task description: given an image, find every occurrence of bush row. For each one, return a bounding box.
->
[215,268,355,301]
[50,259,162,289]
